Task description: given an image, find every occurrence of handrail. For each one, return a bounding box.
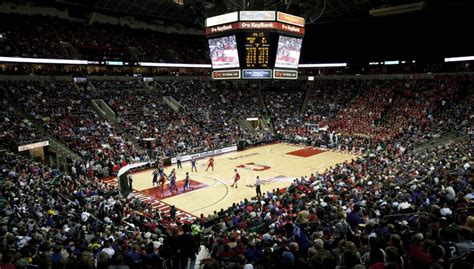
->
[382,212,420,221]
[50,172,65,185]
[454,206,474,223]
[454,206,474,213]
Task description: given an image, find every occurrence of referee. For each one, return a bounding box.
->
[176,153,182,169]
[256,176,262,197]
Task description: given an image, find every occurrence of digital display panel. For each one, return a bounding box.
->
[245,32,270,68]
[240,11,276,21]
[205,11,305,79]
[212,70,241,79]
[273,69,298,79]
[208,35,240,69]
[242,69,272,79]
[274,35,303,69]
[206,12,239,27]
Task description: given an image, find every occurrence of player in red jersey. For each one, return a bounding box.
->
[159,170,167,196]
[206,157,215,172]
[230,169,240,188]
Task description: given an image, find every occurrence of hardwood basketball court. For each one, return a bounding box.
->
[128,143,358,217]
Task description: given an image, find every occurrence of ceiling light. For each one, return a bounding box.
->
[369,2,425,17]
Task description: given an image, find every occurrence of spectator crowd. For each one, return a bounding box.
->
[0,93,46,150]
[2,81,144,177]
[0,14,208,63]
[0,74,473,269]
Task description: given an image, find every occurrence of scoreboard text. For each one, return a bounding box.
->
[245,32,270,68]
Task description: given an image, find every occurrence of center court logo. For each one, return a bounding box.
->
[236,162,271,171]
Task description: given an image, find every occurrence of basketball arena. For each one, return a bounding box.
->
[0,1,473,269]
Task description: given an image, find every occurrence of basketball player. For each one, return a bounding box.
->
[191,156,197,172]
[169,169,177,194]
[206,157,214,172]
[159,170,166,196]
[152,168,158,186]
[183,172,192,192]
[230,169,240,188]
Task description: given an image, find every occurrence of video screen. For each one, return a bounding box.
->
[208,35,240,69]
[274,36,303,69]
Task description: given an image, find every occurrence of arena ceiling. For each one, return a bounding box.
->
[22,0,472,62]
[36,0,471,26]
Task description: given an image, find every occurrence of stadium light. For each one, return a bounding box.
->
[0,56,352,69]
[369,2,425,17]
[139,62,212,68]
[384,60,400,65]
[0,56,88,65]
[298,63,347,68]
[444,56,474,62]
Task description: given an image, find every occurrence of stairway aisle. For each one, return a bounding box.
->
[1,86,83,162]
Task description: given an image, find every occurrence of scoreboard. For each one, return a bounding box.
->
[206,11,305,80]
[245,32,270,68]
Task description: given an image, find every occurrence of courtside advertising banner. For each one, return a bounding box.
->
[171,145,237,164]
